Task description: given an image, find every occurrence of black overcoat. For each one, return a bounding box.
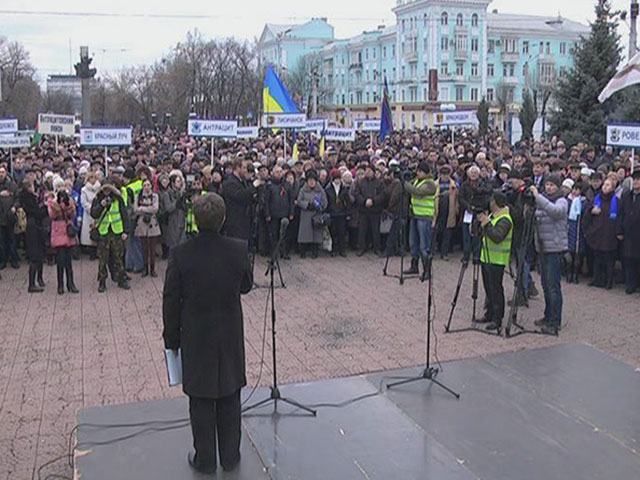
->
[617,190,640,259]
[162,231,253,399]
[221,174,256,240]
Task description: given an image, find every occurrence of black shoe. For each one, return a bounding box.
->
[187,451,216,475]
[485,322,501,331]
[403,258,419,275]
[68,284,79,294]
[339,251,347,258]
[474,317,492,324]
[141,270,149,278]
[541,325,558,335]
[534,318,547,327]
[58,286,64,295]
[626,287,638,295]
[150,270,157,278]
[37,277,46,288]
[11,262,20,269]
[357,250,366,257]
[98,281,106,293]
[222,454,241,472]
[282,254,291,260]
[28,285,44,293]
[300,251,306,259]
[527,284,539,298]
[118,281,131,290]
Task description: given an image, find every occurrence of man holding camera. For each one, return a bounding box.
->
[403,162,437,281]
[91,181,131,293]
[477,191,513,332]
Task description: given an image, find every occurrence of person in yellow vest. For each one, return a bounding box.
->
[403,162,437,281]
[90,182,131,293]
[183,175,207,241]
[477,191,513,332]
[122,166,149,273]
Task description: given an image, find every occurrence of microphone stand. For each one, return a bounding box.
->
[242,223,316,416]
[387,254,460,399]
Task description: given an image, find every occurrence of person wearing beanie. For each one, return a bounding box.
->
[530,175,569,334]
[477,190,513,331]
[403,161,437,280]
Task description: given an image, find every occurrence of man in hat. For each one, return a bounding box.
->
[530,174,568,334]
[433,164,457,261]
[354,163,386,256]
[617,169,640,294]
[477,191,513,331]
[403,161,437,280]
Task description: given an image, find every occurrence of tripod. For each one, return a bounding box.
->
[444,221,500,337]
[387,255,460,399]
[383,179,418,285]
[242,232,316,416]
[505,203,558,338]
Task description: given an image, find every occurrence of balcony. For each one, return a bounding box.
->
[502,76,519,86]
[404,50,418,62]
[349,62,363,71]
[454,49,468,60]
[501,51,520,63]
[537,53,556,64]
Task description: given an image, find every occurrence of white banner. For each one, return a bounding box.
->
[324,128,356,142]
[80,128,132,146]
[434,110,478,126]
[263,113,307,128]
[38,113,75,136]
[302,119,327,133]
[607,123,640,148]
[0,134,30,149]
[355,119,381,131]
[0,118,18,134]
[237,126,259,139]
[188,119,238,138]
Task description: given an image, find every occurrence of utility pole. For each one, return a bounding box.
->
[311,66,319,117]
[631,0,639,59]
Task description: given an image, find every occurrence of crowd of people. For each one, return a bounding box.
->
[0,127,638,331]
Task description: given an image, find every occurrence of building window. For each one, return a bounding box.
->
[392,67,396,79]
[487,63,494,77]
[488,39,495,54]
[456,62,464,76]
[471,38,479,52]
[424,14,428,28]
[383,46,387,59]
[539,41,544,54]
[401,66,406,79]
[487,88,494,102]
[456,35,467,52]
[503,63,515,77]
[560,42,566,55]
[504,38,517,53]
[523,41,529,55]
[350,93,353,104]
[366,92,370,103]
[410,63,416,78]
[440,62,449,76]
[402,19,406,33]
[456,14,463,27]
[402,89,405,102]
[441,12,448,26]
[545,42,551,54]
[439,87,449,101]
[424,36,428,50]
[471,88,478,102]
[441,36,449,51]
[455,86,464,101]
[523,63,528,77]
[472,13,478,27]
[392,45,396,58]
[471,63,478,76]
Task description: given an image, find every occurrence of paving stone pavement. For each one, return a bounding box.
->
[0,253,638,479]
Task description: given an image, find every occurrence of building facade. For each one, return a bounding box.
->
[259,0,588,129]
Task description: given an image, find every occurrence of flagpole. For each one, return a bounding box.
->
[210,138,215,167]
[9,148,13,178]
[632,148,635,174]
[104,146,108,177]
[283,129,287,160]
[55,134,59,154]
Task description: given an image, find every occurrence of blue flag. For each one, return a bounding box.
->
[379,77,393,140]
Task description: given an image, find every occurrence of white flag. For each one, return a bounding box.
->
[598,51,640,103]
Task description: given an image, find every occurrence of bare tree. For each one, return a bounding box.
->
[0,38,40,126]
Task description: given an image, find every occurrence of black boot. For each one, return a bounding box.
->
[37,264,45,288]
[28,264,44,293]
[57,265,65,295]
[404,258,419,275]
[141,266,149,278]
[98,279,107,293]
[66,265,79,294]
[420,256,431,282]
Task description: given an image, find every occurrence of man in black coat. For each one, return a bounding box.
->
[617,169,640,294]
[325,170,351,257]
[163,193,253,474]
[221,158,258,241]
[264,165,293,257]
[354,164,387,256]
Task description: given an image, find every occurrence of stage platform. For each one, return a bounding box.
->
[75,344,640,479]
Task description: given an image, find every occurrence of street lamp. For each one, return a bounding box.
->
[276,28,293,75]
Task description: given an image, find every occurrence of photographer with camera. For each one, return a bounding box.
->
[530,175,568,335]
[47,186,79,295]
[134,179,161,277]
[459,165,492,264]
[403,161,437,281]
[91,181,131,293]
[477,191,513,332]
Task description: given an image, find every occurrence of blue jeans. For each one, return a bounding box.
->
[125,235,144,271]
[409,217,432,259]
[539,252,563,327]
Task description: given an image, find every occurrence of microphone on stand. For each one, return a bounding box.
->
[279,217,290,244]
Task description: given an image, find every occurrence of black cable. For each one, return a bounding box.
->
[34,454,70,480]
[241,283,270,407]
[306,377,387,409]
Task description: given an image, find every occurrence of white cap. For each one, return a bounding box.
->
[499,163,511,172]
[562,178,575,189]
[580,167,593,177]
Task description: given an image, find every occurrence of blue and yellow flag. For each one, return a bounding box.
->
[263,65,300,113]
[380,77,394,141]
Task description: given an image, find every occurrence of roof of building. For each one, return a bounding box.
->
[487,13,589,36]
[264,23,296,36]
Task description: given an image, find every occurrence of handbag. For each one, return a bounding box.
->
[312,213,331,228]
[90,204,110,242]
[379,212,393,234]
[66,222,79,238]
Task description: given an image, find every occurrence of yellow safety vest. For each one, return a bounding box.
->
[481,209,513,266]
[123,179,143,206]
[185,191,207,234]
[410,179,436,218]
[98,199,124,236]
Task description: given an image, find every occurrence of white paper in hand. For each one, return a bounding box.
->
[164,349,182,386]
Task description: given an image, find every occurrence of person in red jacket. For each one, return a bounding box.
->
[48,189,80,294]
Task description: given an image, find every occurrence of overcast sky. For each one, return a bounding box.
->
[0,0,632,82]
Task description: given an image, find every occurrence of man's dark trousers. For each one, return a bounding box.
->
[357,212,381,252]
[189,389,241,471]
[481,263,505,325]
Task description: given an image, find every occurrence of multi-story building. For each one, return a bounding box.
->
[259,1,588,128]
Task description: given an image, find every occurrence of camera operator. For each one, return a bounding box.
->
[382,160,404,257]
[477,191,513,332]
[459,165,492,263]
[221,158,259,241]
[530,174,568,334]
[403,161,437,281]
[90,181,131,293]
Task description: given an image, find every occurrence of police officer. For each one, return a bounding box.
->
[91,182,131,293]
[403,161,437,281]
[477,191,513,331]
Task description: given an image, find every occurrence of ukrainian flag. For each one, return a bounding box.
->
[263,65,300,113]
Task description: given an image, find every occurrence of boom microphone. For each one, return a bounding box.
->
[279,217,290,243]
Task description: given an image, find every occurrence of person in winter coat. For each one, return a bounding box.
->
[221,159,258,241]
[531,175,568,334]
[48,188,79,294]
[583,177,619,289]
[80,172,101,259]
[616,169,640,294]
[296,170,328,258]
[434,164,459,260]
[264,165,294,258]
[134,179,161,277]
[19,181,48,293]
[325,169,351,257]
[159,174,186,254]
[566,182,587,283]
[354,164,386,256]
